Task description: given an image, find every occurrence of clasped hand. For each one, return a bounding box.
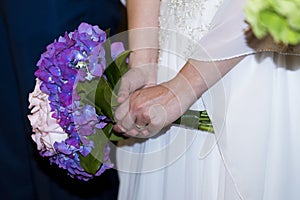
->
[114,65,198,138]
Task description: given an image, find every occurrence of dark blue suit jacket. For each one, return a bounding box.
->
[0,0,121,199]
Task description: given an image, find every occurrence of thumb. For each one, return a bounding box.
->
[117,80,130,103]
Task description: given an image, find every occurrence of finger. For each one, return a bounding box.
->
[114,119,140,137]
[146,104,167,135]
[114,97,130,122]
[134,110,151,129]
[113,124,126,133]
[141,129,151,137]
[119,112,136,131]
[135,128,156,138]
[124,128,140,137]
[117,78,131,103]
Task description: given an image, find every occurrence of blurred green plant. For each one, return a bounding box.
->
[245,0,300,45]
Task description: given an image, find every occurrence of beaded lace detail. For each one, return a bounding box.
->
[159,0,223,60]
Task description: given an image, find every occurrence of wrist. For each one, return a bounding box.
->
[176,61,207,98]
[128,28,159,67]
[129,49,158,67]
[162,72,199,114]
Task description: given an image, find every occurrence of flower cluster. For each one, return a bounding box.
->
[28,23,122,180]
[245,0,300,45]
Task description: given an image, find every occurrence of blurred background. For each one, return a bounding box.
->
[0,0,127,199]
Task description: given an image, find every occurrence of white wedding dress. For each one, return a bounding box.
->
[116,0,300,200]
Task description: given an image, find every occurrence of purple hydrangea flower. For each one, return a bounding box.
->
[50,141,112,180]
[33,22,118,180]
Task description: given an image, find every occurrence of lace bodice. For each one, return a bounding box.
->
[159,0,223,59]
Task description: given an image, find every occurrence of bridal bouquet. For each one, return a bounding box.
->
[245,0,300,45]
[28,23,213,181]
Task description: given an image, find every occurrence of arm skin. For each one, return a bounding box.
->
[174,57,246,100]
[126,0,160,30]
[117,0,160,103]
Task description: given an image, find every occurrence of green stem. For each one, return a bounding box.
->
[174,110,214,133]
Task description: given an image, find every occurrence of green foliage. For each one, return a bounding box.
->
[76,78,100,109]
[95,76,116,120]
[79,129,109,174]
[114,50,131,75]
[94,51,130,118]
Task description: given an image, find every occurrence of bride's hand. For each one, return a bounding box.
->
[114,72,199,137]
[117,49,158,103]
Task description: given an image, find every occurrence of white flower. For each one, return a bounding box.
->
[28,79,68,156]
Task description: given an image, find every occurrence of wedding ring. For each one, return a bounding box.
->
[135,124,146,130]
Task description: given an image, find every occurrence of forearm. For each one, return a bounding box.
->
[126,0,160,65]
[182,57,245,97]
[127,0,160,29]
[163,57,246,112]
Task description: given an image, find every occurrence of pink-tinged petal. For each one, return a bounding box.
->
[28,79,68,157]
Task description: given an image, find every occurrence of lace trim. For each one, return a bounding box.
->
[159,0,223,60]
